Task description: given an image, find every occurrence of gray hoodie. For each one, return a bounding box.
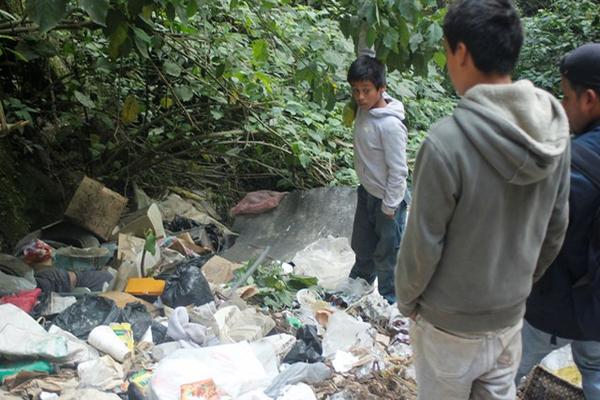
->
[395,80,570,332]
[354,95,408,214]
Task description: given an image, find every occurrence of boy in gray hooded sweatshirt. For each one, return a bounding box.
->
[395,0,570,398]
[347,55,408,304]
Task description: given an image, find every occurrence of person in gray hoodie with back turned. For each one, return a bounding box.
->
[347,55,409,305]
[394,1,570,399]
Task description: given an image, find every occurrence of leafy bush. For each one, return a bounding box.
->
[0,0,455,198]
[516,0,600,95]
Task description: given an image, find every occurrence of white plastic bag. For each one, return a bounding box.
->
[322,311,375,357]
[265,362,331,398]
[291,236,355,290]
[214,305,275,344]
[48,325,99,364]
[43,293,77,316]
[149,342,274,400]
[0,304,68,360]
[277,383,317,400]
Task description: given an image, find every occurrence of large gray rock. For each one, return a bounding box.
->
[222,186,357,262]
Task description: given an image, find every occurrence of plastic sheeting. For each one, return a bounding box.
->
[0,304,68,360]
[52,296,121,339]
[292,237,354,290]
[149,342,274,400]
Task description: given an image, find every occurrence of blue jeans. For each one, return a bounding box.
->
[349,185,407,304]
[517,320,600,399]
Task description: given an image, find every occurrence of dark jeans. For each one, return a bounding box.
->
[349,185,407,303]
[35,268,113,293]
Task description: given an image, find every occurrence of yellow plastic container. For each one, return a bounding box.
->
[125,278,166,296]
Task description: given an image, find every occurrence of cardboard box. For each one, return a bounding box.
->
[100,291,158,316]
[64,177,128,240]
[112,203,166,240]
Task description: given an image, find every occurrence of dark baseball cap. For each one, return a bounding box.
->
[559,43,600,89]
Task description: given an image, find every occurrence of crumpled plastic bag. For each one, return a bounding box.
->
[58,388,121,400]
[265,363,331,398]
[52,296,122,339]
[292,237,355,290]
[159,259,214,308]
[151,321,171,345]
[122,302,152,342]
[0,304,69,360]
[282,325,323,364]
[77,355,124,391]
[47,325,99,365]
[322,311,375,357]
[214,305,275,344]
[149,342,273,400]
[277,383,318,400]
[167,306,211,347]
[0,270,36,296]
[230,190,287,216]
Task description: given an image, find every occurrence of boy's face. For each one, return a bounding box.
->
[351,81,385,110]
[561,77,597,134]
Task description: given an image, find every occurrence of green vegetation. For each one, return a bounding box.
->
[515,0,600,95]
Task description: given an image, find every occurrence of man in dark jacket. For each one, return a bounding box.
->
[518,43,600,399]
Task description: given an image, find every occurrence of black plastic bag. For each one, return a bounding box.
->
[127,380,147,400]
[53,295,121,339]
[150,321,171,345]
[165,216,235,253]
[122,302,152,342]
[159,258,214,308]
[164,215,203,232]
[282,325,323,364]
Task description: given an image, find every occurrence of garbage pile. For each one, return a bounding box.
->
[0,177,417,400]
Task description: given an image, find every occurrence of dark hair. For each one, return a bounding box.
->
[443,0,523,75]
[347,56,386,88]
[559,43,600,98]
[563,78,600,99]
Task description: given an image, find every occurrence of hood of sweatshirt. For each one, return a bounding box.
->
[367,93,406,121]
[454,80,569,185]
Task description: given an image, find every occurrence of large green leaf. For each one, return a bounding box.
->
[108,23,128,60]
[164,60,182,77]
[397,19,410,49]
[121,95,140,124]
[174,85,194,101]
[74,90,95,108]
[80,0,109,26]
[251,39,268,63]
[26,0,69,33]
[322,50,342,66]
[383,30,400,52]
[426,23,443,47]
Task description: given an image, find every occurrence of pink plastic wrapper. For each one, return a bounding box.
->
[22,239,53,264]
[0,288,42,313]
[229,190,287,216]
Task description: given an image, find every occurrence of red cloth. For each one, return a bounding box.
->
[230,190,287,216]
[0,288,42,313]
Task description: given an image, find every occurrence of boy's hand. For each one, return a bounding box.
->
[384,212,395,220]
